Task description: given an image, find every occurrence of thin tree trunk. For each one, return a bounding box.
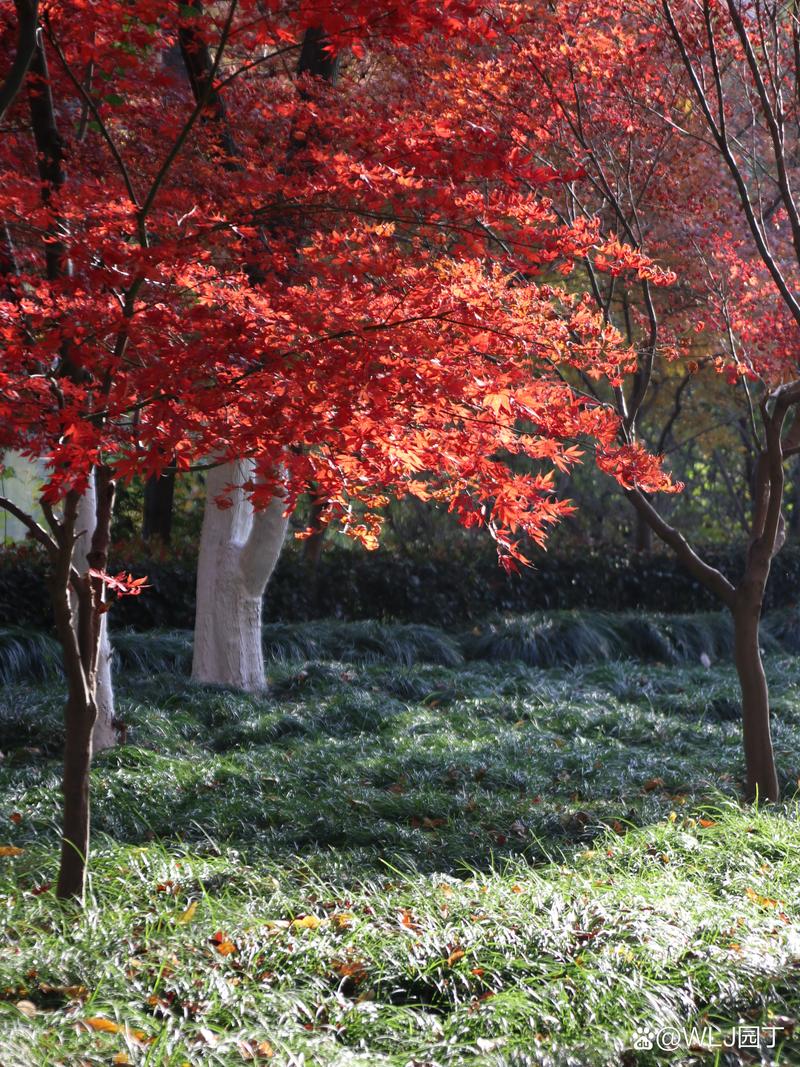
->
[45,491,93,899]
[58,686,95,898]
[733,586,780,802]
[72,472,116,752]
[0,0,39,123]
[143,464,176,544]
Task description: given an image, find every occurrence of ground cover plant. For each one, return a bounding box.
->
[1,617,799,1065]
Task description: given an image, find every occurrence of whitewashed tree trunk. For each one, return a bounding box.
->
[71,472,117,753]
[192,460,288,690]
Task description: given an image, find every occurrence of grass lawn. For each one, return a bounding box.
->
[0,616,800,1065]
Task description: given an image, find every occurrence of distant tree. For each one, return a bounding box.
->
[486,0,800,800]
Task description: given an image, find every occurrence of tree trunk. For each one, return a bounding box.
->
[634,505,653,552]
[788,456,800,538]
[192,461,288,690]
[733,589,780,802]
[143,464,176,544]
[72,473,116,752]
[57,686,95,898]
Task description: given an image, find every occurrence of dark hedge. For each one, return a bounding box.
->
[2,541,800,631]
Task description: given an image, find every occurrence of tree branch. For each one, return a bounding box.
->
[0,0,38,123]
[627,487,737,607]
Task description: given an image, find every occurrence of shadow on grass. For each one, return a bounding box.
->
[6,645,798,883]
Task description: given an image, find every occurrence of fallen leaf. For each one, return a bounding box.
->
[38,982,87,1001]
[0,845,24,857]
[399,909,421,932]
[698,817,717,828]
[447,949,465,966]
[176,900,198,924]
[745,886,780,909]
[208,932,238,955]
[422,817,446,830]
[112,1056,131,1066]
[82,1017,147,1041]
[83,1017,121,1034]
[292,915,323,930]
[333,959,368,982]
[10,813,22,824]
[15,1000,36,1018]
[240,1039,276,1060]
[643,777,665,792]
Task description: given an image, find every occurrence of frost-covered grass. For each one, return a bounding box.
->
[1,619,800,1065]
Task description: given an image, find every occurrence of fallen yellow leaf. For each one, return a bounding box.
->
[176,900,198,924]
[0,846,24,857]
[292,915,323,930]
[745,886,780,909]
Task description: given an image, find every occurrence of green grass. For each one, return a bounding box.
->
[1,618,800,1064]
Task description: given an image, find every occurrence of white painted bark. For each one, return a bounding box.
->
[71,472,117,753]
[192,460,289,690]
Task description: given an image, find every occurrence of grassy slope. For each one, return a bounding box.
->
[0,619,799,1065]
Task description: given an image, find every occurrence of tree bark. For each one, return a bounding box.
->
[143,465,176,544]
[72,472,116,752]
[44,490,93,900]
[0,0,39,124]
[57,685,95,899]
[181,18,334,687]
[733,584,779,802]
[192,461,288,689]
[628,485,783,801]
[634,503,653,553]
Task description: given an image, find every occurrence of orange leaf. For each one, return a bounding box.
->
[333,959,368,982]
[399,909,421,932]
[82,1017,147,1041]
[446,949,465,966]
[0,845,24,856]
[84,1017,121,1033]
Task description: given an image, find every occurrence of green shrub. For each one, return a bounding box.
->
[4,540,800,631]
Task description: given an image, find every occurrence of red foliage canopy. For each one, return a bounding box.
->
[0,0,678,564]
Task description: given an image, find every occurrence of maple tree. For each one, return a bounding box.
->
[477,0,800,801]
[0,1,677,899]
